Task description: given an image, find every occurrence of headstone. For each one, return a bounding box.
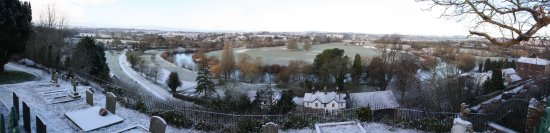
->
[36,115,46,133]
[262,122,278,133]
[451,117,473,133]
[12,92,18,117]
[1,114,5,133]
[149,116,166,133]
[68,77,81,99]
[22,102,30,133]
[86,90,93,106]
[106,92,116,114]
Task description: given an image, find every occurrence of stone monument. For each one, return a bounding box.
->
[149,116,167,133]
[106,92,116,114]
[68,77,81,99]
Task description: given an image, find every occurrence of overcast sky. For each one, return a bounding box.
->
[24,0,472,36]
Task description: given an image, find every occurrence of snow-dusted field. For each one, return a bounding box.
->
[206,42,381,65]
[281,122,422,133]
[350,91,400,109]
[0,63,197,132]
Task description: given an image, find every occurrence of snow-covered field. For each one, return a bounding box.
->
[206,42,381,65]
[0,63,197,132]
[350,91,400,109]
[281,122,422,133]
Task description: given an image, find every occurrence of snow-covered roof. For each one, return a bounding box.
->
[350,91,400,110]
[509,74,522,82]
[303,91,346,104]
[501,68,516,75]
[517,57,550,66]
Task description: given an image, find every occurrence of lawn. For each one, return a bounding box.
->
[0,71,36,84]
[206,42,381,65]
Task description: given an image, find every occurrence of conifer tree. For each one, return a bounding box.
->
[195,63,215,96]
[167,72,181,93]
[351,54,362,84]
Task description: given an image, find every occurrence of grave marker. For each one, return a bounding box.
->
[86,90,93,106]
[36,115,46,133]
[1,114,5,133]
[106,92,116,114]
[22,102,30,133]
[12,92,18,117]
[262,122,278,133]
[149,116,166,133]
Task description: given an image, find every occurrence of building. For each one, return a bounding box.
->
[516,57,550,78]
[501,68,522,86]
[303,90,347,113]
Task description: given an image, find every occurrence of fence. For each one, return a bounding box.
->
[25,61,532,132]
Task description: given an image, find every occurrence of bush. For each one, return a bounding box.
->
[282,116,309,129]
[356,107,372,122]
[151,110,193,128]
[236,119,262,133]
[194,121,220,132]
[134,98,147,112]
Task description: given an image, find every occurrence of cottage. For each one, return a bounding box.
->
[516,57,550,78]
[501,68,522,85]
[303,91,347,113]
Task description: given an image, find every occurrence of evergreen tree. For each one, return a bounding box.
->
[351,54,362,84]
[8,107,19,133]
[0,0,32,73]
[167,72,181,93]
[484,68,504,93]
[70,37,110,80]
[195,63,215,96]
[270,91,295,114]
[483,58,491,72]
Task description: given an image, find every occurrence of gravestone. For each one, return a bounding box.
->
[12,92,18,117]
[1,114,5,133]
[262,122,278,133]
[36,115,46,133]
[106,92,116,114]
[22,102,30,133]
[86,90,93,106]
[68,78,81,99]
[149,116,166,133]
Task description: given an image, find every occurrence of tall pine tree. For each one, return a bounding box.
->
[167,72,181,93]
[196,63,215,96]
[0,0,32,73]
[351,54,362,84]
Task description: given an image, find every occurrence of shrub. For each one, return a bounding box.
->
[236,119,262,133]
[151,110,193,128]
[356,107,372,122]
[282,116,309,129]
[134,98,147,112]
[194,121,220,132]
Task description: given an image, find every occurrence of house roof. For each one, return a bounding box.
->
[303,91,346,104]
[517,57,550,66]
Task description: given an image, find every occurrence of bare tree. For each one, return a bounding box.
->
[27,3,69,67]
[420,0,550,46]
[220,40,236,80]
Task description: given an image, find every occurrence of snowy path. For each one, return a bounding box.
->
[118,50,170,100]
[0,63,197,132]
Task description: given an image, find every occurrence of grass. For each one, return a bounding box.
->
[0,71,36,84]
[206,42,381,65]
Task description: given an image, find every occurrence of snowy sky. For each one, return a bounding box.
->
[23,0,472,36]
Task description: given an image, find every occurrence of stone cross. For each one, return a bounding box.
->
[86,89,93,106]
[460,103,469,119]
[22,101,30,133]
[106,92,117,114]
[262,122,278,133]
[36,115,46,133]
[71,77,78,92]
[149,116,167,133]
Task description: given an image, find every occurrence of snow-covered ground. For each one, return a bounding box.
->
[119,50,170,100]
[470,86,524,110]
[350,91,400,109]
[281,122,422,133]
[0,63,197,132]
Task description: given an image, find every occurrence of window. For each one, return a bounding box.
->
[324,104,326,107]
[332,103,335,107]
[307,102,309,106]
[315,103,318,107]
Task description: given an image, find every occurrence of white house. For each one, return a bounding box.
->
[303,91,347,113]
[501,68,522,86]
